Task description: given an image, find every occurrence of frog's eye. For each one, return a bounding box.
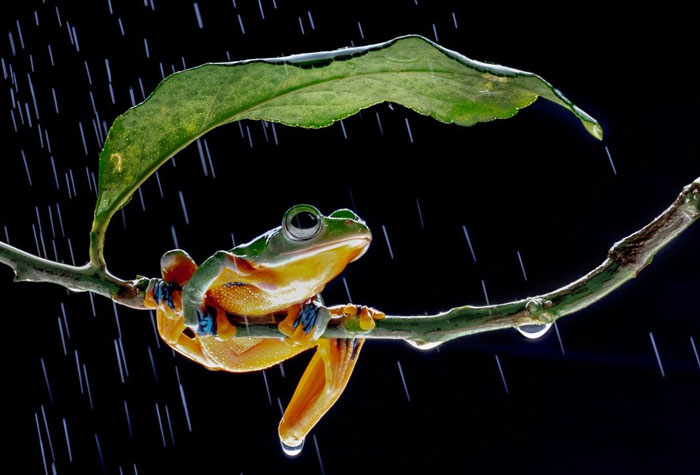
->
[329,209,360,221]
[283,205,322,241]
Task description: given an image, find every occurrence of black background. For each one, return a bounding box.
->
[1,1,698,474]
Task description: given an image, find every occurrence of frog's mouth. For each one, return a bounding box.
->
[281,235,372,262]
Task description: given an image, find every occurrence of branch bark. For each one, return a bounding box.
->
[1,177,698,341]
[0,241,149,309]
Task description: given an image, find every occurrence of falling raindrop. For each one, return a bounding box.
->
[313,435,326,475]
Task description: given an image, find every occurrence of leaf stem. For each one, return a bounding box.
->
[89,218,108,270]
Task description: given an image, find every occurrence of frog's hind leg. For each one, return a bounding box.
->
[160,249,198,285]
[278,338,364,455]
[158,311,216,369]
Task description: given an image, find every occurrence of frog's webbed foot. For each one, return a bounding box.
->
[145,279,182,318]
[187,304,237,341]
[278,337,365,455]
[278,296,332,345]
[195,305,217,336]
[152,280,180,310]
[328,303,385,330]
[144,249,197,316]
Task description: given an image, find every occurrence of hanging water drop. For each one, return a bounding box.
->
[281,437,304,456]
[516,323,552,339]
[406,339,442,350]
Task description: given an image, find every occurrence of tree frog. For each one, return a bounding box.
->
[144,204,384,455]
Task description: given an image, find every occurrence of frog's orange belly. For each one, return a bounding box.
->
[198,336,315,372]
[207,284,292,316]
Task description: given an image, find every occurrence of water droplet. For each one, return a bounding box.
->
[281,437,304,456]
[406,339,442,351]
[345,61,357,69]
[516,323,552,339]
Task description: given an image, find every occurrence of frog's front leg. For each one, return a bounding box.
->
[278,337,365,455]
[181,251,236,335]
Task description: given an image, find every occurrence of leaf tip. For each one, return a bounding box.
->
[588,122,604,141]
[571,104,603,140]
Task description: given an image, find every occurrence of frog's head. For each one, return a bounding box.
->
[232,205,371,282]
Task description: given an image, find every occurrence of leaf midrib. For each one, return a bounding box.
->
[205,67,540,130]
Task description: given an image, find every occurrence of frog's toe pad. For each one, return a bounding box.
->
[329,304,385,330]
[358,306,385,330]
[280,437,304,457]
[196,306,218,336]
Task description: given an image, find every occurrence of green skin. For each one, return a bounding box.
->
[180,205,371,332]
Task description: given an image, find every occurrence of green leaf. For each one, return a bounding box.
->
[92,34,602,256]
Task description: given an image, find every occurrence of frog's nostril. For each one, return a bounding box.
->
[344,219,353,225]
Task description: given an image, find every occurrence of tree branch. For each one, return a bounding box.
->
[1,177,698,341]
[0,241,149,309]
[229,176,700,345]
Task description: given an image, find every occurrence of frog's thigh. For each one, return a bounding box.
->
[200,337,315,372]
[172,332,215,369]
[278,338,364,450]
